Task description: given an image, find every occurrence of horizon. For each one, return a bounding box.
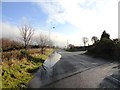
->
[1,0,119,47]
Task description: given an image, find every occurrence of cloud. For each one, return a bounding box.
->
[33,27,69,47]
[1,21,69,47]
[2,0,119,46]
[1,22,20,39]
[36,0,66,25]
[36,0,118,40]
[2,0,36,2]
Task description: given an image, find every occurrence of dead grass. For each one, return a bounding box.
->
[2,48,54,88]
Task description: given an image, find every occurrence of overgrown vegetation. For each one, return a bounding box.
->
[2,48,54,88]
[65,46,87,52]
[87,30,120,61]
[1,38,23,52]
[65,30,120,61]
[1,23,55,89]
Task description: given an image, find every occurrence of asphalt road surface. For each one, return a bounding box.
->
[28,50,118,88]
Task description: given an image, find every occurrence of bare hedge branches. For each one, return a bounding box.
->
[1,38,22,51]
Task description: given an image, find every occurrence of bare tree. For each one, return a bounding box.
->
[19,24,34,50]
[35,34,49,54]
[82,37,89,47]
[91,36,98,44]
[68,44,74,49]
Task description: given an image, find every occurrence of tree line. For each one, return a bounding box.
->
[87,30,120,60]
[1,24,54,54]
[66,30,120,61]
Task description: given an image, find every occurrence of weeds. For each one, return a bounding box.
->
[2,48,54,88]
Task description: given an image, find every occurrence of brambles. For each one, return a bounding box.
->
[1,38,23,52]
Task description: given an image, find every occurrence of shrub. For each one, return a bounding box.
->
[113,40,120,60]
[20,50,29,57]
[1,38,23,52]
[87,38,115,59]
[2,51,23,61]
[98,38,114,56]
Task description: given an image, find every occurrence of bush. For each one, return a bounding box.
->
[2,50,25,61]
[98,38,114,56]
[87,38,115,59]
[20,50,29,57]
[1,38,23,52]
[113,40,120,60]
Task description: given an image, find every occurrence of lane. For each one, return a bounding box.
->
[41,50,109,87]
[46,62,118,88]
[28,49,115,88]
[50,50,107,78]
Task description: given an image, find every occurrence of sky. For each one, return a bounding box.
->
[1,0,119,47]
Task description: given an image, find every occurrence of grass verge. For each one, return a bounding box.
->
[2,48,54,88]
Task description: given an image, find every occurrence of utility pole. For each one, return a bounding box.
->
[49,26,55,48]
[49,26,55,70]
[49,29,51,48]
[67,40,68,49]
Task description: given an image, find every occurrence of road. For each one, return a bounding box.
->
[28,50,118,88]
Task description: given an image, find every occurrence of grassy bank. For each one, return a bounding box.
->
[1,48,54,88]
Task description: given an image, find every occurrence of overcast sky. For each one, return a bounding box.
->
[1,0,119,47]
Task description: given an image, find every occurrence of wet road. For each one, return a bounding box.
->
[28,50,118,88]
[46,62,118,88]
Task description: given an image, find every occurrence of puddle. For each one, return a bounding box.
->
[43,51,61,69]
[28,51,61,88]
